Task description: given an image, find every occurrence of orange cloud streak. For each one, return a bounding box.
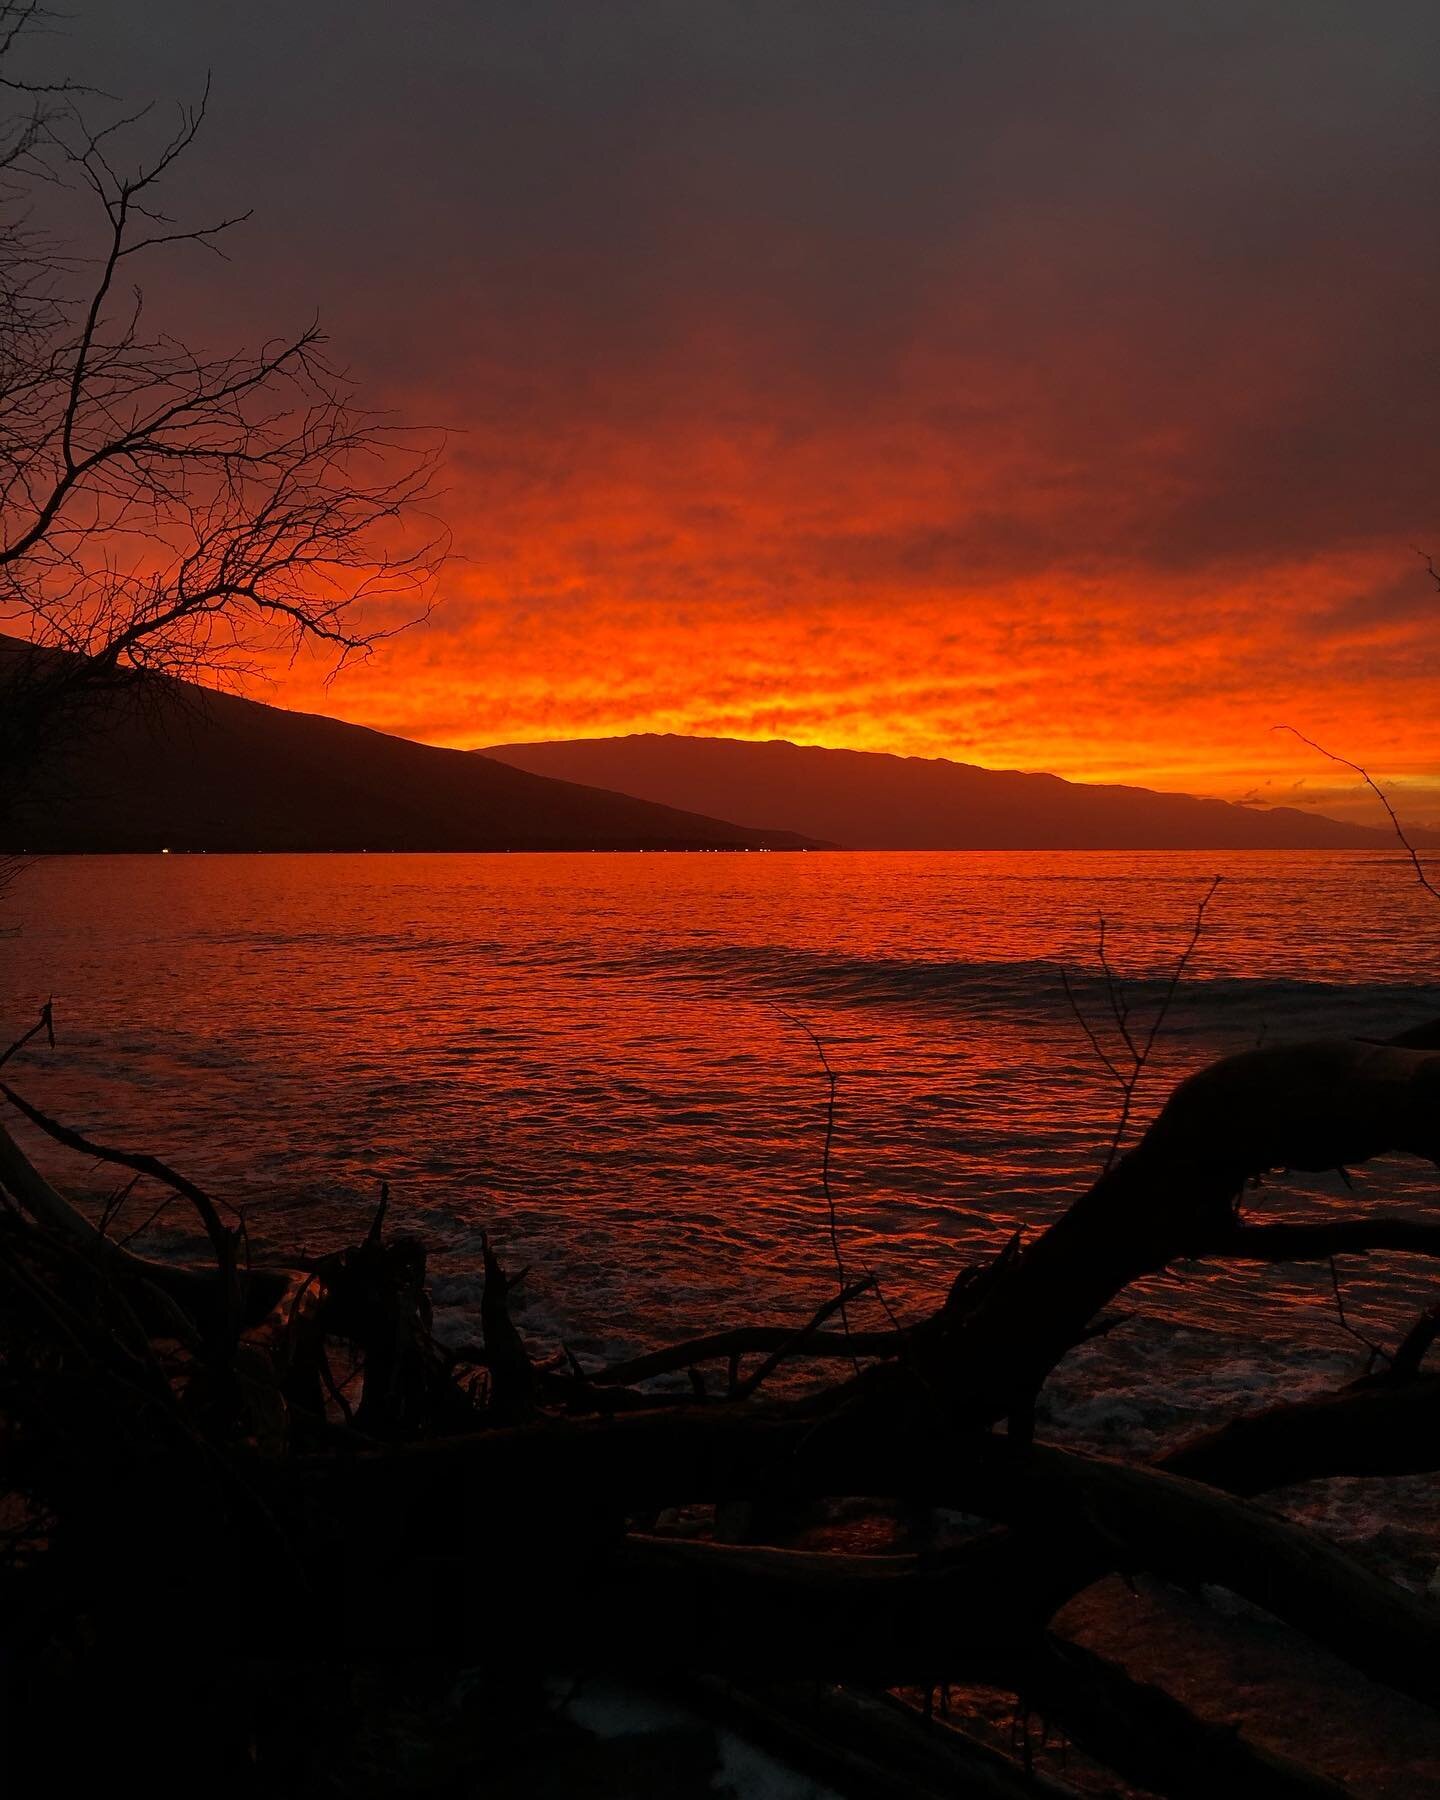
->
[64,0,1440,831]
[265,335,1440,830]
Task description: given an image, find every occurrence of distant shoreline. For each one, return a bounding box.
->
[3,844,1413,859]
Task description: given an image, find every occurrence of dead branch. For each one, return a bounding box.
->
[5,998,1440,1791]
[730,1275,876,1400]
[589,1317,911,1388]
[772,1006,857,1358]
[0,1085,290,1328]
[276,1426,1440,1713]
[1193,1218,1440,1260]
[1277,723,1439,903]
[480,1231,537,1423]
[0,996,50,1070]
[1390,1297,1440,1381]
[1063,875,1222,1170]
[1161,1370,1440,1493]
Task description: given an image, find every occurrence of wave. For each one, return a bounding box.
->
[618,942,1440,1031]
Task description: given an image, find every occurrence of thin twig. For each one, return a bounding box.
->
[0,997,52,1072]
[0,1078,243,1246]
[1063,876,1222,1171]
[0,1081,262,1348]
[731,1275,876,1401]
[113,1191,179,1249]
[1328,1255,1391,1370]
[96,1171,140,1239]
[771,1005,856,1365]
[1275,724,1439,904]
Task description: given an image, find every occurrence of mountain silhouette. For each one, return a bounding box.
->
[482,733,1428,851]
[0,657,820,854]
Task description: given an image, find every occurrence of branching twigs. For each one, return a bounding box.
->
[0,1078,241,1260]
[730,1275,876,1401]
[1063,875,1222,1170]
[0,15,448,830]
[95,1171,140,1239]
[0,1081,292,1332]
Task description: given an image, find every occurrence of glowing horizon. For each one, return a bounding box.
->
[67,1,1440,831]
[266,535,1440,830]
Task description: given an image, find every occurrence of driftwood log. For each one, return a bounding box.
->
[0,1020,1438,1793]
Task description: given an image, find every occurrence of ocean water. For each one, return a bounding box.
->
[4,850,1440,1533]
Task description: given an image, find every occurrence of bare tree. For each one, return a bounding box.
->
[0,5,444,813]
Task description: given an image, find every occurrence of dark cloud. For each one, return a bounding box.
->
[25,1,1440,803]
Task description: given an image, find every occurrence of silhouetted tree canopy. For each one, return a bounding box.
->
[0,2,443,797]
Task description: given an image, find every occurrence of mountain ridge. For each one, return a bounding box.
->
[0,650,822,854]
[481,732,1432,852]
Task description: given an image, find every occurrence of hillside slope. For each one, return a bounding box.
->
[1,669,819,853]
[482,733,1425,851]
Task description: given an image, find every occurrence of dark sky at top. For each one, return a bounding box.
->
[41,3,1440,815]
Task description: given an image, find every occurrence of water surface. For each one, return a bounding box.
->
[5,851,1439,1447]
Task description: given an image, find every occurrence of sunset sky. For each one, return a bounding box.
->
[60,1,1440,824]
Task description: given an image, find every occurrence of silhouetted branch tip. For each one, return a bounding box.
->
[1275,723,1439,904]
[1064,873,1221,1170]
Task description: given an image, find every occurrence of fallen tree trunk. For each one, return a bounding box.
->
[250,1410,1440,1711]
[1162,1371,1440,1493]
[7,1021,1440,1796]
[911,1035,1440,1426]
[1195,1218,1440,1260]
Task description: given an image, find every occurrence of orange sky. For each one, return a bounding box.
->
[70,2,1440,828]
[270,317,1440,825]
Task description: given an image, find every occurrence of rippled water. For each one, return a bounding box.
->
[4,851,1440,1429]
